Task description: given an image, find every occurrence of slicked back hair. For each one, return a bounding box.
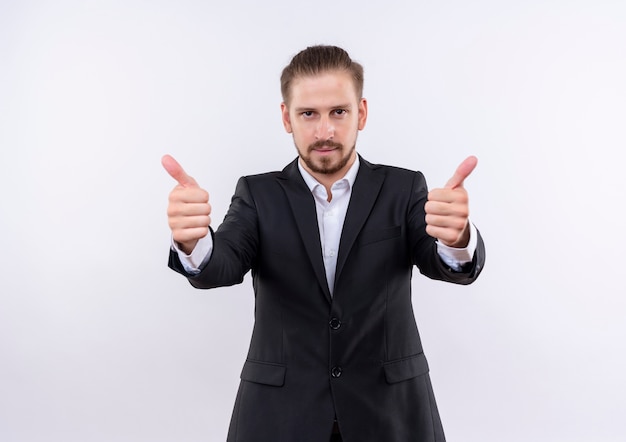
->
[280,45,364,105]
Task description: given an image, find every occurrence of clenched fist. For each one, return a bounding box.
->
[425,156,477,248]
[162,154,211,255]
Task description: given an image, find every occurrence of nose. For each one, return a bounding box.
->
[315,116,335,140]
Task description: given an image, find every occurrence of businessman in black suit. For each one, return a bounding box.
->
[163,45,485,442]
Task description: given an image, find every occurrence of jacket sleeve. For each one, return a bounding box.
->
[168,176,259,289]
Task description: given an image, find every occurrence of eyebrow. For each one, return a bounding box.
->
[293,104,353,112]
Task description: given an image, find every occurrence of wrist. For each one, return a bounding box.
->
[177,240,199,255]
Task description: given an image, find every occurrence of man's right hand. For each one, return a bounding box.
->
[162,154,211,255]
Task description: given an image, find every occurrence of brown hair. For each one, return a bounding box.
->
[280,45,364,105]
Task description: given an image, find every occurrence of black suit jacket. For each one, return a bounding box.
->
[169,156,486,442]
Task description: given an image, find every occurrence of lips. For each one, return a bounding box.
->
[311,147,338,156]
[309,140,343,151]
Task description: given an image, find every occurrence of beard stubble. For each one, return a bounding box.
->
[298,140,356,176]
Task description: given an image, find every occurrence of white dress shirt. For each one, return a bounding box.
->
[173,156,477,294]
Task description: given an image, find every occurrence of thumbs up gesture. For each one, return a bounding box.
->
[425,156,477,248]
[162,154,212,254]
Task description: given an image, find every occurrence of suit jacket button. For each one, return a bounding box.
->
[329,318,342,330]
[331,366,342,378]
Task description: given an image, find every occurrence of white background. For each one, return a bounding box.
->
[1,0,625,441]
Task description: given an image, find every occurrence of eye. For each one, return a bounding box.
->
[333,109,347,116]
[302,111,314,117]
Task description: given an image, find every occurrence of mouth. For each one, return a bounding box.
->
[310,141,341,153]
[311,147,338,156]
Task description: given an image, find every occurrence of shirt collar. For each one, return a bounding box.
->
[297,154,360,193]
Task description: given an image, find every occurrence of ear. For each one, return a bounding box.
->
[358,98,368,130]
[281,102,293,133]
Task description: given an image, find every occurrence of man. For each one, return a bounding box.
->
[163,45,485,442]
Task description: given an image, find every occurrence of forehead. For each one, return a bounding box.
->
[288,70,359,107]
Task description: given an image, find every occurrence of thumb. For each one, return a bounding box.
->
[161,154,198,187]
[444,155,478,189]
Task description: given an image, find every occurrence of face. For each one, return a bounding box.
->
[281,70,368,183]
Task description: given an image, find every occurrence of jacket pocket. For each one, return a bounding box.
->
[358,225,401,247]
[240,359,286,387]
[383,353,429,384]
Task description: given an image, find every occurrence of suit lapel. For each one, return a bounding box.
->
[335,158,385,287]
[277,159,332,301]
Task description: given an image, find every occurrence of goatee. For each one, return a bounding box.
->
[299,140,355,175]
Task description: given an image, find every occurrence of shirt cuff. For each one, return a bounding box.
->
[171,234,213,274]
[436,221,477,271]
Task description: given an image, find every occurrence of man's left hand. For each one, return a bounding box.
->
[425,156,478,248]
